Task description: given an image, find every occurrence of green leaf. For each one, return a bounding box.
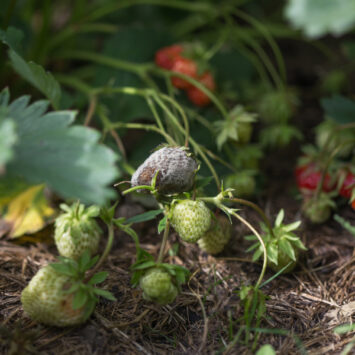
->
[246,243,259,253]
[283,220,301,232]
[290,238,307,251]
[275,209,285,227]
[73,287,88,310]
[252,247,263,262]
[244,235,258,241]
[50,263,75,277]
[126,209,163,224]
[0,27,24,53]
[87,255,100,269]
[8,49,61,108]
[334,323,355,334]
[132,260,156,270]
[0,116,17,168]
[1,89,120,205]
[321,96,355,124]
[158,215,167,234]
[266,243,278,265]
[279,239,296,261]
[334,214,355,236]
[63,283,80,295]
[93,288,117,301]
[285,0,355,38]
[100,202,118,225]
[120,223,140,247]
[260,262,294,288]
[88,271,108,285]
[256,344,276,355]
[78,250,91,272]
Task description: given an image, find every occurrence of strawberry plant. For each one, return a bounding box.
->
[1,1,355,354]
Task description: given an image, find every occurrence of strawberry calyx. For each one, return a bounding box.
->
[245,209,305,273]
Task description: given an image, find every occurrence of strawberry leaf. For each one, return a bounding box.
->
[266,243,279,265]
[126,209,163,224]
[50,262,76,277]
[279,239,296,261]
[73,287,88,310]
[93,288,117,301]
[252,247,263,262]
[88,271,108,285]
[0,89,120,205]
[158,215,167,234]
[275,209,285,227]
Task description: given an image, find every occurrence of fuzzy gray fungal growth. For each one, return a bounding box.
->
[131,147,198,194]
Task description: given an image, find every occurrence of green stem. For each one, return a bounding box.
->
[84,0,214,23]
[122,184,154,195]
[84,223,114,282]
[145,95,166,135]
[229,198,276,239]
[110,121,177,146]
[157,219,170,263]
[230,212,267,289]
[57,50,151,76]
[156,93,190,148]
[198,195,267,288]
[233,9,286,84]
[152,67,229,119]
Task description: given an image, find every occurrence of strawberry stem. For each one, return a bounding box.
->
[230,211,267,289]
[229,197,276,240]
[84,223,114,282]
[157,219,171,263]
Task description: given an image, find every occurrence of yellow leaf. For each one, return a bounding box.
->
[3,184,56,238]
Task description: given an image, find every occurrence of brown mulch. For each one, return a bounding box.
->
[1,195,354,355]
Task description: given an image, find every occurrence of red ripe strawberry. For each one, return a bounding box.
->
[187,72,215,107]
[352,199,355,210]
[171,57,197,89]
[295,163,334,194]
[339,172,355,198]
[155,45,183,70]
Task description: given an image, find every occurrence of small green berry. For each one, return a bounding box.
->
[171,200,211,243]
[198,216,231,255]
[140,268,178,305]
[55,203,101,260]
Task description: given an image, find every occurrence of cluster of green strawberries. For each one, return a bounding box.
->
[155,44,216,107]
[131,146,232,304]
[21,203,112,327]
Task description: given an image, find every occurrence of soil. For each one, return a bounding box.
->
[1,41,355,354]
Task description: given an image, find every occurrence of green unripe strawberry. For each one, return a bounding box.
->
[55,203,101,260]
[302,193,335,224]
[139,268,178,305]
[171,199,211,243]
[315,120,354,158]
[267,245,299,273]
[258,90,297,123]
[21,266,89,327]
[224,171,256,198]
[198,216,231,255]
[247,209,306,274]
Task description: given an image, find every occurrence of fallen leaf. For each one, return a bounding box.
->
[3,184,56,238]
